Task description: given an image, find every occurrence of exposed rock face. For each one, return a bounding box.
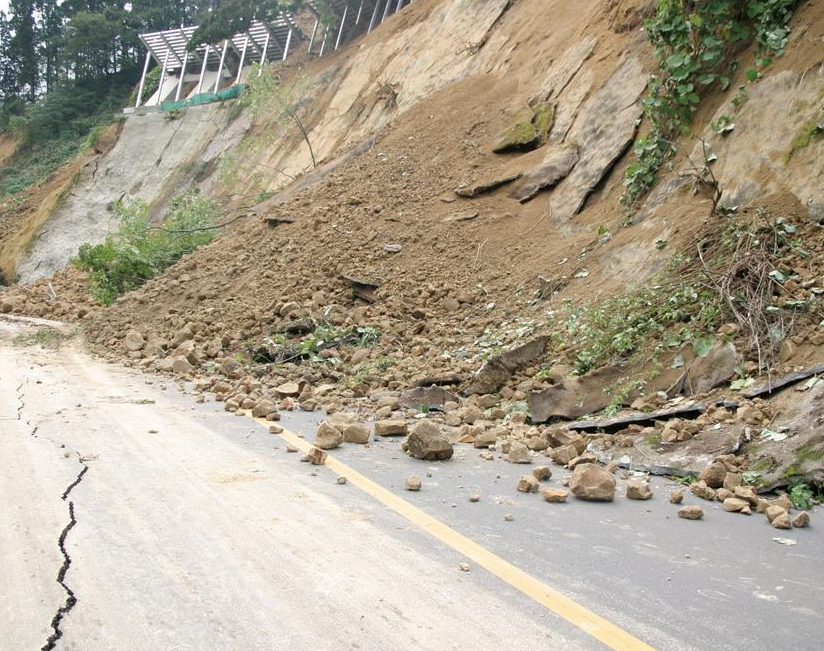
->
[569,464,616,501]
[549,56,647,220]
[405,421,454,461]
[531,366,624,422]
[510,144,579,203]
[687,342,742,394]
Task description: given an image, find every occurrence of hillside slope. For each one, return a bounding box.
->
[3,0,824,492]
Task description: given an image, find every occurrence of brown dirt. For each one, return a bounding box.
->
[3,0,824,466]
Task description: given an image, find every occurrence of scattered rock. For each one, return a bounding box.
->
[542,488,569,503]
[772,512,792,529]
[336,476,347,485]
[678,505,704,520]
[699,462,728,489]
[286,444,298,453]
[669,489,684,504]
[398,386,459,410]
[251,399,278,419]
[503,513,515,521]
[569,464,616,501]
[469,493,480,502]
[269,424,284,434]
[458,563,470,572]
[691,480,716,501]
[626,481,653,500]
[723,497,752,514]
[468,336,548,394]
[455,172,522,198]
[533,465,553,481]
[792,511,810,528]
[308,447,327,465]
[124,330,145,352]
[315,422,343,450]
[374,419,408,436]
[342,423,370,444]
[405,476,422,491]
[517,475,540,493]
[506,441,532,464]
[406,421,454,461]
[765,505,787,524]
[276,381,300,397]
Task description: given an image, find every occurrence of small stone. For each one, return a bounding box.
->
[542,488,569,503]
[336,476,347,485]
[285,444,298,453]
[517,475,540,493]
[276,381,300,397]
[626,480,653,500]
[669,489,684,504]
[772,512,792,530]
[405,476,422,491]
[269,424,284,434]
[715,488,734,502]
[766,505,787,523]
[699,462,727,489]
[733,485,758,506]
[342,423,370,444]
[458,563,470,572]
[723,472,743,491]
[792,511,810,528]
[690,480,716,501]
[308,447,327,465]
[469,493,480,502]
[507,441,532,464]
[374,419,408,436]
[503,513,515,521]
[723,497,751,513]
[678,505,704,520]
[532,465,553,481]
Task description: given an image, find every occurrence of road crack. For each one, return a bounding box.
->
[42,459,89,651]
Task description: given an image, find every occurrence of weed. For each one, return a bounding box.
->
[12,328,70,348]
[787,480,817,510]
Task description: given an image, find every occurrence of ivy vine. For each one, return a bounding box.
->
[621,0,800,212]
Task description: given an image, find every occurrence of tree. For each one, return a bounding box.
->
[8,0,38,101]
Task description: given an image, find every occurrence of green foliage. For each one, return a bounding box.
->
[253,324,382,365]
[557,281,721,375]
[621,0,799,210]
[787,480,816,510]
[74,192,220,305]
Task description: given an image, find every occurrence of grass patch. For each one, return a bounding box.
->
[783,120,824,164]
[12,328,71,348]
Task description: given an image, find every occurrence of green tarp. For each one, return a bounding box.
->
[160,84,244,112]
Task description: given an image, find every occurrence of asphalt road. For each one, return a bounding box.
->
[1,315,822,651]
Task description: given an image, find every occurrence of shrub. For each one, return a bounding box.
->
[75,191,220,304]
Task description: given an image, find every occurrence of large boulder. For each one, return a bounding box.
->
[405,421,454,461]
[315,422,343,450]
[569,464,616,501]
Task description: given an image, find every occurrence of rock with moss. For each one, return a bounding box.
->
[532,102,556,144]
[493,119,539,153]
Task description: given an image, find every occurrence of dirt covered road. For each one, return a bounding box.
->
[2,315,822,651]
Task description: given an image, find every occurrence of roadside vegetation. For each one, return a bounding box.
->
[74,192,221,305]
[622,0,800,210]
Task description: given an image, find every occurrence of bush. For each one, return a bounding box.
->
[74,191,221,304]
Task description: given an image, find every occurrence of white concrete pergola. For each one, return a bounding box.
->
[135,13,300,108]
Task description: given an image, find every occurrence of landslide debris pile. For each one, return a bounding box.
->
[2,0,824,521]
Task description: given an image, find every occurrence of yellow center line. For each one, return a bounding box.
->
[246,412,659,651]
